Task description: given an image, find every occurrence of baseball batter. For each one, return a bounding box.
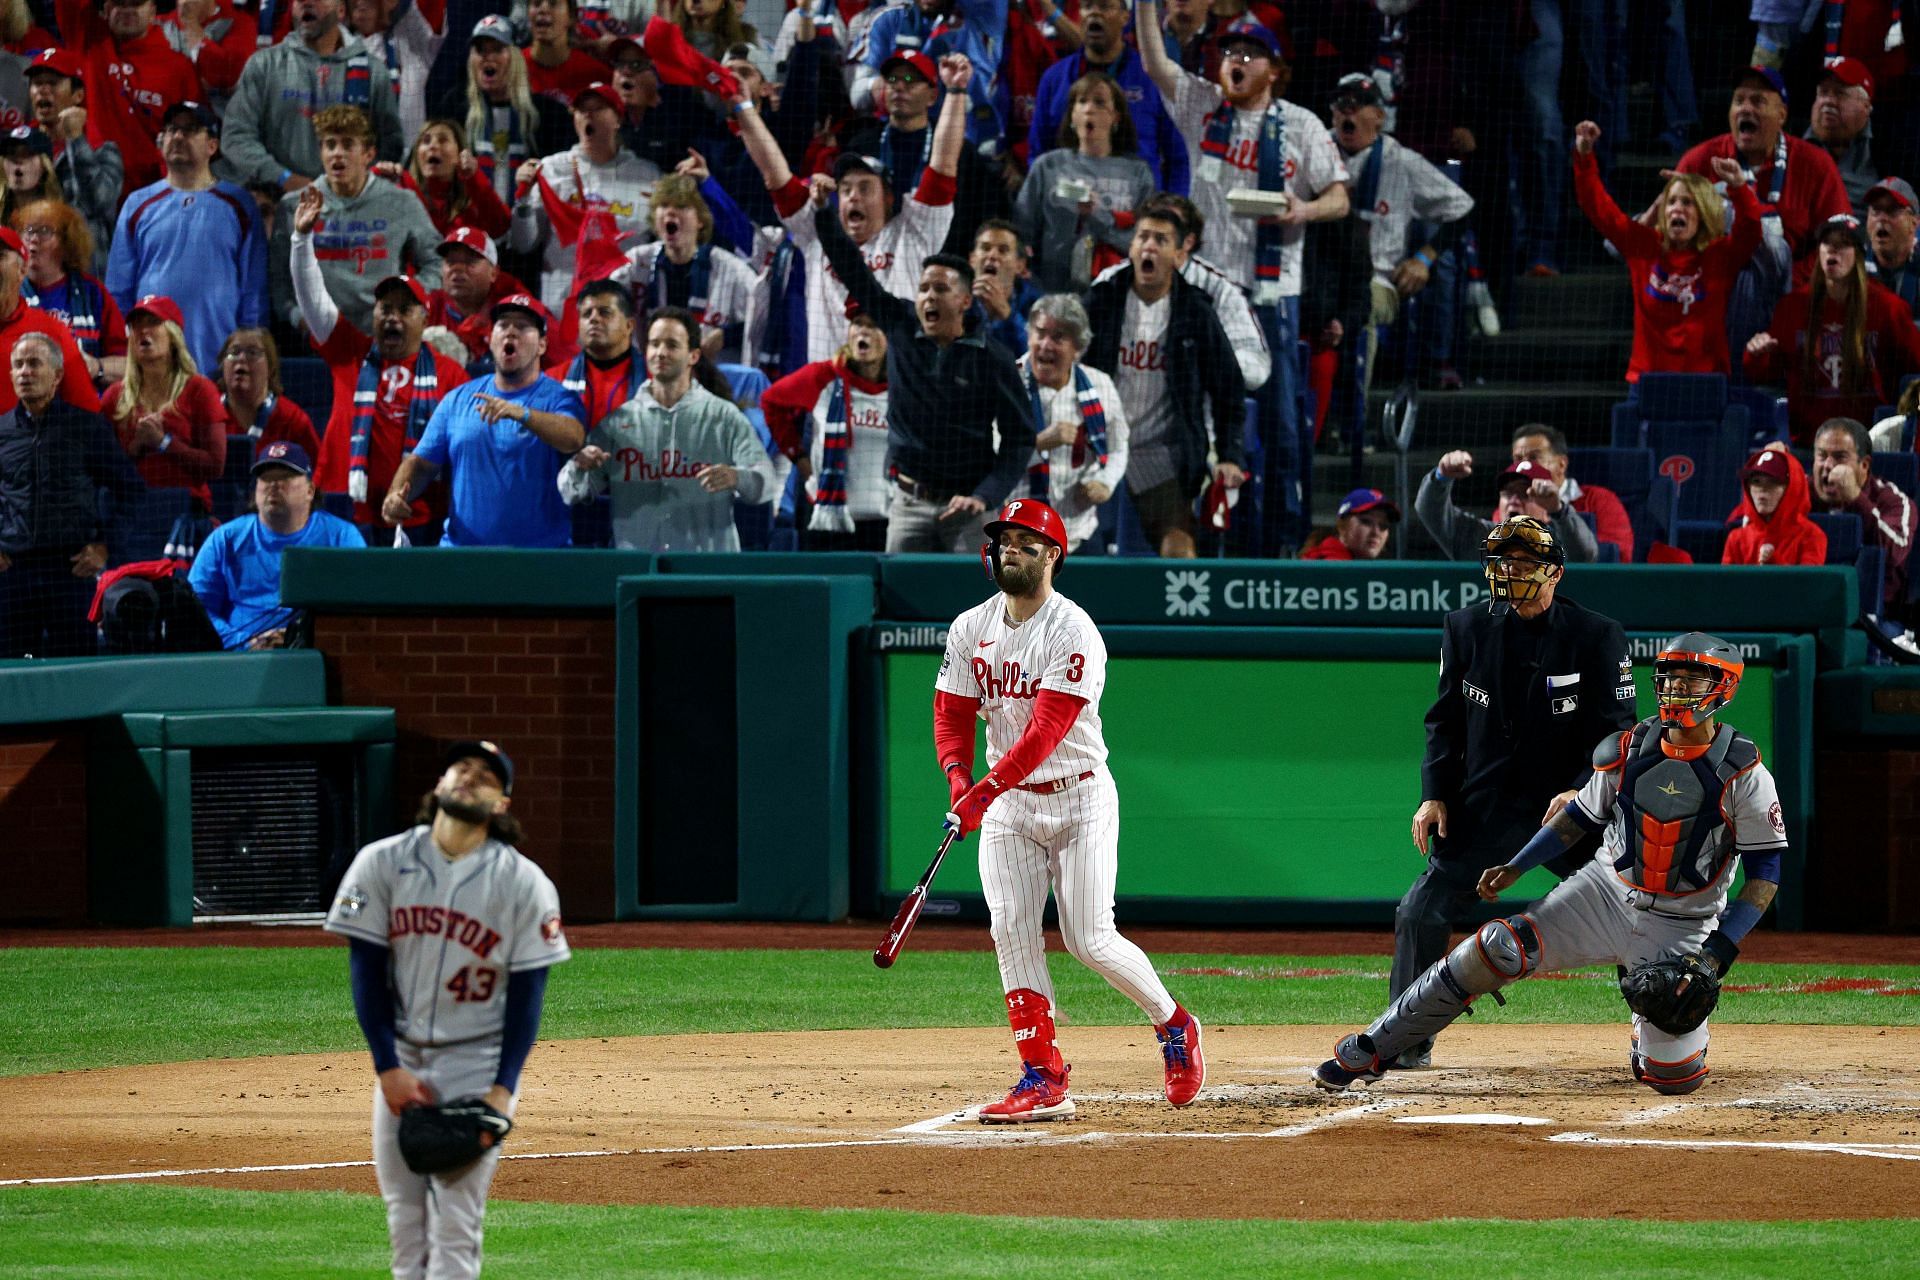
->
[1315,634,1786,1095]
[326,741,570,1279]
[935,498,1205,1122]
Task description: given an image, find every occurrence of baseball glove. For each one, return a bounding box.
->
[397,1098,513,1175]
[1618,954,1721,1035]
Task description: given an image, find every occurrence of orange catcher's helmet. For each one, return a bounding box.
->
[982,498,1069,579]
[1653,632,1744,728]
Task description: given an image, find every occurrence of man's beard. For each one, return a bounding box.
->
[437,792,493,825]
[996,558,1041,594]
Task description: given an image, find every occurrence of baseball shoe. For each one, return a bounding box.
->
[1392,1041,1433,1070]
[1313,1033,1385,1092]
[977,1062,1074,1123]
[1157,1016,1205,1107]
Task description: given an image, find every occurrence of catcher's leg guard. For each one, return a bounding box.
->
[1631,1036,1710,1095]
[1362,915,1542,1062]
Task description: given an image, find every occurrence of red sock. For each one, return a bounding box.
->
[1005,988,1064,1075]
[1162,1003,1192,1031]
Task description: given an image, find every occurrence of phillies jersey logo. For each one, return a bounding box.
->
[615,447,707,481]
[1645,265,1705,314]
[389,905,503,958]
[313,220,393,275]
[380,363,414,406]
[1120,339,1165,372]
[1217,138,1296,180]
[972,656,1042,699]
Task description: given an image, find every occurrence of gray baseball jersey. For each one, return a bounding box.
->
[325,826,572,1045]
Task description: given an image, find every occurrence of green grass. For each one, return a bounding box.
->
[7,947,1917,1077]
[0,1186,1912,1279]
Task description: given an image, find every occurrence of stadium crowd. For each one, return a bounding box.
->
[1,0,1918,654]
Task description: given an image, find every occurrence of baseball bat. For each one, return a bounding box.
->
[874,823,960,969]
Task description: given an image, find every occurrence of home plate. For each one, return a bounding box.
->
[1391,1113,1554,1126]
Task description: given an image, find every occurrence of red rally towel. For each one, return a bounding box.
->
[640,16,740,98]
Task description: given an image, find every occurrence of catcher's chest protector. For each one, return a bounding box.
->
[1611,723,1759,895]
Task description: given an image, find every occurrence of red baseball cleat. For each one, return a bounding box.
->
[1158,1016,1205,1107]
[977,1062,1073,1123]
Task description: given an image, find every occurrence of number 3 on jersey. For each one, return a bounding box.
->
[1066,653,1084,682]
[446,966,498,1003]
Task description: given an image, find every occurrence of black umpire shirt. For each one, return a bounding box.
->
[814,204,1036,506]
[1419,593,1637,868]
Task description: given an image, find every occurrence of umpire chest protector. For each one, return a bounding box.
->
[1603,720,1760,895]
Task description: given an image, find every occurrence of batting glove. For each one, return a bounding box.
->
[948,772,1007,837]
[945,764,973,806]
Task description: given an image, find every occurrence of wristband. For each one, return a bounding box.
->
[733,100,756,114]
[1701,929,1740,975]
[278,169,292,186]
[1414,249,1435,268]
[944,761,968,774]
[520,405,532,425]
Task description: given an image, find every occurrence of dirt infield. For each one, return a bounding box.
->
[9,1023,1919,1220]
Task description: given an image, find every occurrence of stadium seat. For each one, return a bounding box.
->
[719,361,771,408]
[210,435,256,522]
[1873,449,1918,500]
[1727,385,1788,446]
[1671,521,1727,564]
[280,357,333,432]
[1566,446,1674,559]
[1647,417,1752,545]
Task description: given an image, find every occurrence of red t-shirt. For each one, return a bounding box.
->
[0,300,103,414]
[524,47,612,111]
[544,351,638,429]
[1743,282,1920,444]
[1675,133,1850,289]
[103,373,228,491]
[400,171,514,239]
[311,322,469,523]
[425,270,528,358]
[57,0,204,193]
[1300,534,1354,560]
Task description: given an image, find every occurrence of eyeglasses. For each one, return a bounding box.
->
[19,225,56,241]
[883,72,926,86]
[225,346,268,361]
[1221,49,1268,64]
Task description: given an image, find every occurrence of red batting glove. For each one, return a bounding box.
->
[946,765,973,806]
[948,772,1008,837]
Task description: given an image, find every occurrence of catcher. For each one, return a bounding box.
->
[1316,633,1786,1095]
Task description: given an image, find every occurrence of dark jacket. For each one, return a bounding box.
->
[815,205,1037,506]
[1420,592,1637,867]
[1084,265,1248,493]
[1301,209,1372,337]
[0,399,141,555]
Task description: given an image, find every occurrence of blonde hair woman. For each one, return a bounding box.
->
[436,16,571,201]
[105,296,230,558]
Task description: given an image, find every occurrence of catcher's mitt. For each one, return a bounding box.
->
[1619,954,1721,1035]
[397,1098,513,1175]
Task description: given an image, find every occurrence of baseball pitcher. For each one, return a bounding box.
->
[934,498,1205,1121]
[1316,633,1785,1095]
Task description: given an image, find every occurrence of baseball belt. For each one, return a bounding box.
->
[1015,770,1095,795]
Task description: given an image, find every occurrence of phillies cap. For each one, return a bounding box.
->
[881,50,937,83]
[1499,458,1556,488]
[571,81,620,111]
[160,100,219,136]
[438,225,498,264]
[3,125,51,157]
[128,294,185,328]
[1866,177,1917,212]
[1820,211,1868,249]
[374,273,430,309]
[833,151,890,181]
[0,227,21,258]
[492,291,549,332]
[249,440,313,478]
[1336,487,1400,520]
[442,739,515,794]
[25,47,85,81]
[1738,65,1789,105]
[1823,55,1876,100]
[1214,18,1283,59]
[1331,72,1383,108]
[470,14,515,45]
[1742,447,1793,484]
[607,35,650,65]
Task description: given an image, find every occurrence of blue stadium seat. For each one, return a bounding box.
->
[280,357,333,436]
[210,435,255,522]
[1727,385,1788,447]
[719,361,771,408]
[1647,416,1752,544]
[1671,521,1726,564]
[1812,509,1863,562]
[1873,449,1918,500]
[1566,446,1672,559]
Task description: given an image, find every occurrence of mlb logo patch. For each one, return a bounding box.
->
[1552,695,1579,715]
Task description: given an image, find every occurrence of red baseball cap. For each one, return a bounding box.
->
[1500,459,1555,488]
[25,47,84,81]
[374,274,430,309]
[1742,447,1794,484]
[571,81,620,111]
[1867,177,1918,211]
[492,292,550,332]
[880,50,937,84]
[438,225,498,265]
[128,294,185,328]
[1823,56,1876,100]
[0,227,22,259]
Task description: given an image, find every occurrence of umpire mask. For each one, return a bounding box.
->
[1482,515,1564,614]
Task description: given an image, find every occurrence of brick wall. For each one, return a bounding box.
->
[0,732,89,924]
[1813,748,1920,931]
[315,613,619,919]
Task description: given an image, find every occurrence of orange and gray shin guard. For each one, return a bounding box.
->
[1005,988,1064,1075]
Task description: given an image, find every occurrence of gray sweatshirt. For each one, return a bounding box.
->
[219,31,404,187]
[1014,148,1157,294]
[53,133,123,276]
[270,174,444,333]
[1415,468,1599,564]
[558,379,775,552]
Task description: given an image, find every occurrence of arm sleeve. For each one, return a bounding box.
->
[1713,180,1767,271]
[1393,472,1462,556]
[726,410,776,503]
[1856,481,1915,580]
[1419,617,1465,801]
[1200,305,1247,468]
[162,382,228,482]
[1571,147,1653,253]
[64,136,123,246]
[106,200,137,313]
[55,329,101,412]
[1597,622,1639,734]
[759,361,835,459]
[698,177,755,256]
[290,229,342,344]
[491,964,548,1093]
[185,531,236,640]
[933,688,980,772]
[985,688,1085,788]
[348,937,402,1073]
[1092,369,1129,490]
[1550,501,1600,563]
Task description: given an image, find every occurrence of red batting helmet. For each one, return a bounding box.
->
[982,498,1068,580]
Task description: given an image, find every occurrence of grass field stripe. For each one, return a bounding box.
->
[1548,1133,1920,1162]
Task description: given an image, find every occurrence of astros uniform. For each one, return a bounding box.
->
[326,827,571,1280]
[936,590,1178,1024]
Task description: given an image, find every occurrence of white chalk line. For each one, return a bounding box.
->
[1550,1132,1920,1162]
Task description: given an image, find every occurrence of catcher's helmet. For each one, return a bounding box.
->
[1482,515,1564,611]
[982,498,1068,580]
[1653,632,1743,728]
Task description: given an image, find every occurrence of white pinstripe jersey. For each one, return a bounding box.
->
[782,194,955,363]
[325,827,571,1046]
[937,589,1109,780]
